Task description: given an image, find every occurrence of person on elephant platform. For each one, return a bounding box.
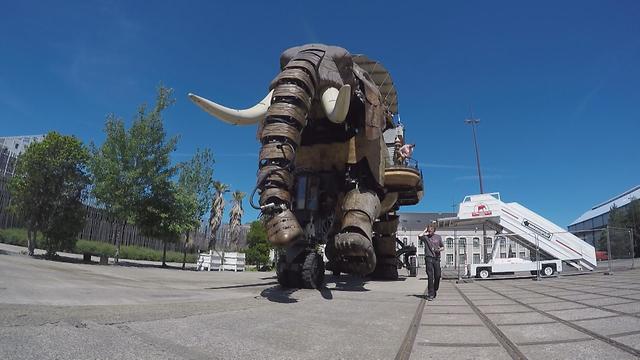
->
[398,143,415,165]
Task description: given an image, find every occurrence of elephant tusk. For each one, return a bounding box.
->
[188,90,273,126]
[321,85,351,124]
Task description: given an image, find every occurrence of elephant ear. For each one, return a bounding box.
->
[353,63,385,141]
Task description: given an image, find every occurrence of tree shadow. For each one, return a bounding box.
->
[116,261,186,270]
[32,253,90,264]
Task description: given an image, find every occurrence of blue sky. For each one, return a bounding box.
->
[1,1,639,226]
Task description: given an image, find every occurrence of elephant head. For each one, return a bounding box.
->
[189,44,357,126]
[190,44,388,256]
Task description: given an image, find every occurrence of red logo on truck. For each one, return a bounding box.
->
[472,204,492,217]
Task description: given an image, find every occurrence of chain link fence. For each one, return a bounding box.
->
[574,227,635,273]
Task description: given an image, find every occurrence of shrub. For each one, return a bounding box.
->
[74,239,116,257]
[0,229,198,264]
[119,245,197,263]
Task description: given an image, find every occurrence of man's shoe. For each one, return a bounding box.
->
[427,296,434,301]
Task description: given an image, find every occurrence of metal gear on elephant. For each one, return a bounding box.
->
[189,44,424,288]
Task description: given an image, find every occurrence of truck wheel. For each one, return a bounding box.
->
[542,266,554,277]
[478,269,490,279]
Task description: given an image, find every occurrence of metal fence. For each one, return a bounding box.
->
[0,176,249,253]
[579,227,635,273]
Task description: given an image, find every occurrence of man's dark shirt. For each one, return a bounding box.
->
[419,233,444,259]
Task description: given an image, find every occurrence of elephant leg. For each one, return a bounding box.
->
[259,49,325,246]
[371,214,400,280]
[333,188,380,275]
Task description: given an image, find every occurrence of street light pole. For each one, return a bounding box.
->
[465,115,484,194]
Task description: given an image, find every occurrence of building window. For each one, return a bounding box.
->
[473,237,480,248]
[473,253,481,264]
[519,251,526,259]
[459,254,466,265]
[459,238,466,249]
[446,238,453,248]
[500,252,506,258]
[446,254,453,265]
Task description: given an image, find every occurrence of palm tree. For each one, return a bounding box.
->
[208,181,229,250]
[229,190,245,250]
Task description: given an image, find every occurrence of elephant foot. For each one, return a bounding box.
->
[370,257,400,280]
[266,209,303,246]
[333,232,376,275]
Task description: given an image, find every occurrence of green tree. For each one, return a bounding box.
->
[608,199,640,258]
[177,148,215,268]
[9,132,89,257]
[208,181,229,250]
[228,190,245,250]
[245,220,271,270]
[629,198,640,258]
[90,85,178,262]
[136,181,197,267]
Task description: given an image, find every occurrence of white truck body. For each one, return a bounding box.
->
[468,258,563,278]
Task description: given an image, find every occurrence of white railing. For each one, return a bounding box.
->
[196,250,245,272]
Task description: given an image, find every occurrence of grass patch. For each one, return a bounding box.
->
[0,228,42,247]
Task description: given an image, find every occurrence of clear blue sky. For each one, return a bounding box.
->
[2,1,639,226]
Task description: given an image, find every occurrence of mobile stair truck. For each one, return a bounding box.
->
[438,193,597,279]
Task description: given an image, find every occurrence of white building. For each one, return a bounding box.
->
[396,212,531,272]
[0,135,45,177]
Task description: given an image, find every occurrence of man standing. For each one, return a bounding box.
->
[419,223,445,301]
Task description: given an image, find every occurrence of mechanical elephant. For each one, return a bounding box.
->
[190,44,423,288]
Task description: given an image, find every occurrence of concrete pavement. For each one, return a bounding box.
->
[1,243,640,359]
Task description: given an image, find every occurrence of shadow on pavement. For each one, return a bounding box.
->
[259,274,373,303]
[115,261,189,270]
[408,293,428,300]
[206,281,279,290]
[260,286,299,303]
[325,275,370,292]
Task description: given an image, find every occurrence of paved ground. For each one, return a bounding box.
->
[1,244,639,359]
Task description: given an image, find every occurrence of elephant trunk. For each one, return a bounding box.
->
[259,48,326,246]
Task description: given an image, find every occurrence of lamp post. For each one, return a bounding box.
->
[465,113,487,265]
[464,115,484,194]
